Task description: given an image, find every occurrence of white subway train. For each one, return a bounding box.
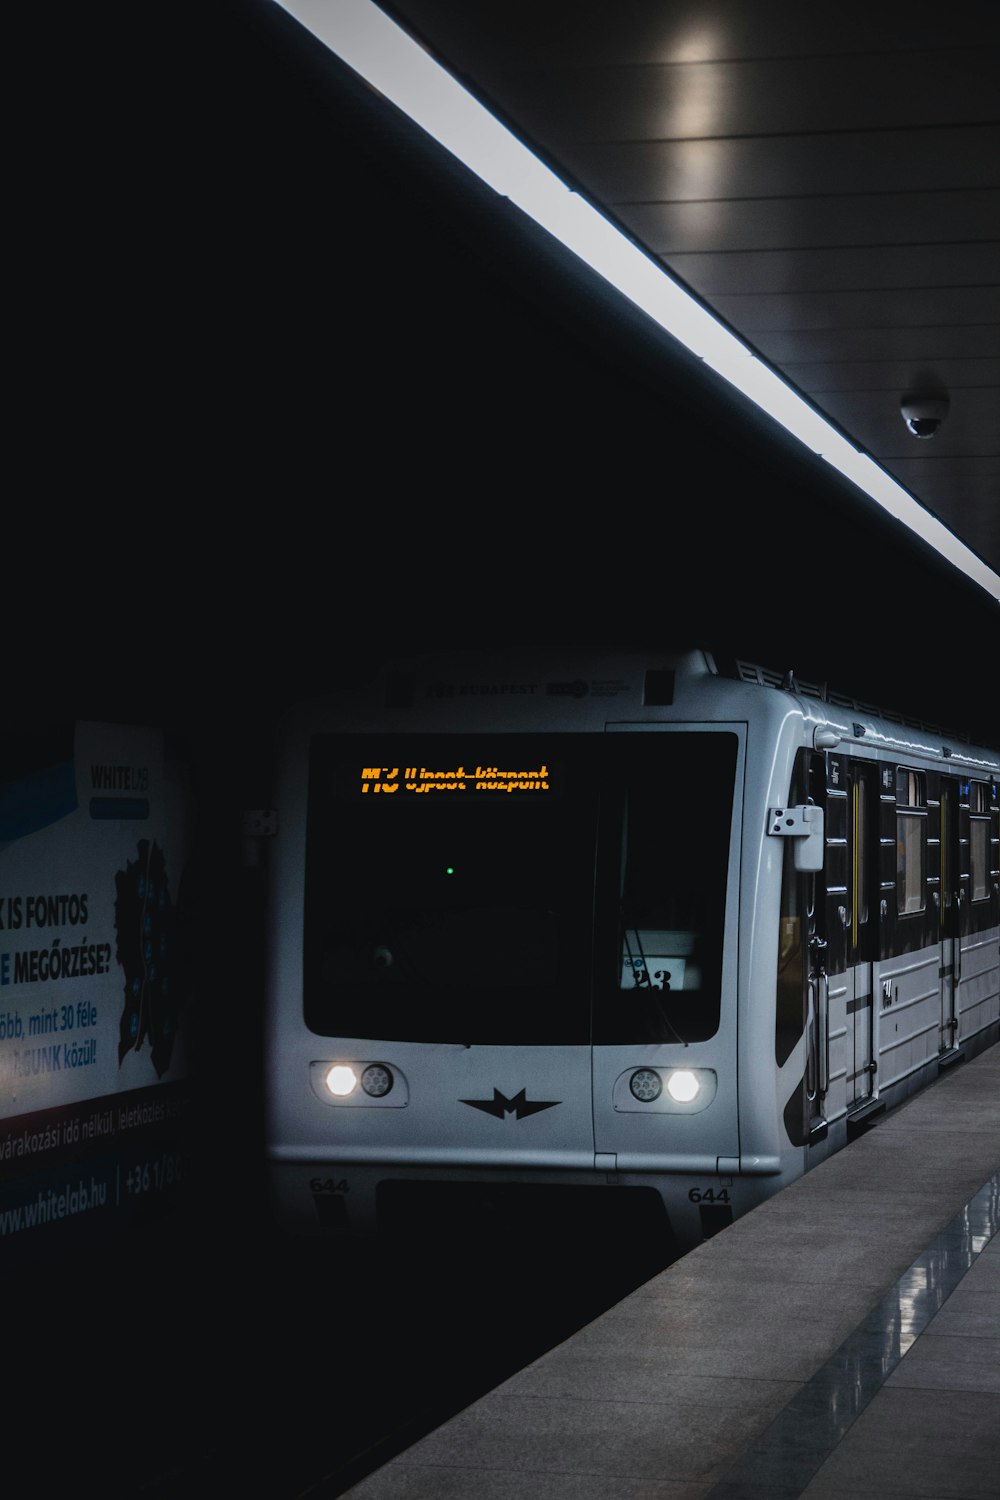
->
[262,649,1000,1256]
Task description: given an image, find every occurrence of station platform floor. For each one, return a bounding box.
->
[339,1042,1000,1500]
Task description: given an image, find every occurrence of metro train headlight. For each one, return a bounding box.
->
[324,1064,359,1097]
[310,1060,409,1107]
[665,1069,700,1103]
[617,1067,717,1113]
[629,1068,663,1102]
[321,1063,395,1098]
[360,1064,393,1098]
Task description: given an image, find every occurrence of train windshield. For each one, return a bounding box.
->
[304,731,736,1044]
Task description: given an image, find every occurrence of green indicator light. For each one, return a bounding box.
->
[445,866,455,876]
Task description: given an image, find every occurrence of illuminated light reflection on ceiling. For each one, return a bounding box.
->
[656,23,724,66]
[273,0,1000,606]
[660,73,721,141]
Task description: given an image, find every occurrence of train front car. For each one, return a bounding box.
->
[262,650,1000,1257]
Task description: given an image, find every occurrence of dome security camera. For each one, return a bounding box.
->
[900,394,949,439]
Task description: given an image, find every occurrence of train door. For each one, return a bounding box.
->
[845,759,878,1109]
[590,725,744,1175]
[938,778,960,1055]
[774,746,828,1144]
[820,752,877,1121]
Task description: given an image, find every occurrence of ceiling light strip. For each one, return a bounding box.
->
[274,0,1000,604]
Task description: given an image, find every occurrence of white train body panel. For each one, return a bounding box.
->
[263,650,1000,1253]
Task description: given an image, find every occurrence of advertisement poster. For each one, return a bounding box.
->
[0,722,195,1256]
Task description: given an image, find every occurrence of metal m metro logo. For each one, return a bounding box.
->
[460,1088,560,1120]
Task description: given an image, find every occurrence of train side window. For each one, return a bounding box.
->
[969,780,991,902]
[896,767,926,915]
[825,789,849,926]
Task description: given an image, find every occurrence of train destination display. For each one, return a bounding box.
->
[358,763,552,796]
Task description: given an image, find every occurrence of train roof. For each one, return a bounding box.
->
[280,647,1000,772]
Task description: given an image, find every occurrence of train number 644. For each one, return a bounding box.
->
[688,1187,730,1204]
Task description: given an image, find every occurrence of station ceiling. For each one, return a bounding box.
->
[330,1,1000,589]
